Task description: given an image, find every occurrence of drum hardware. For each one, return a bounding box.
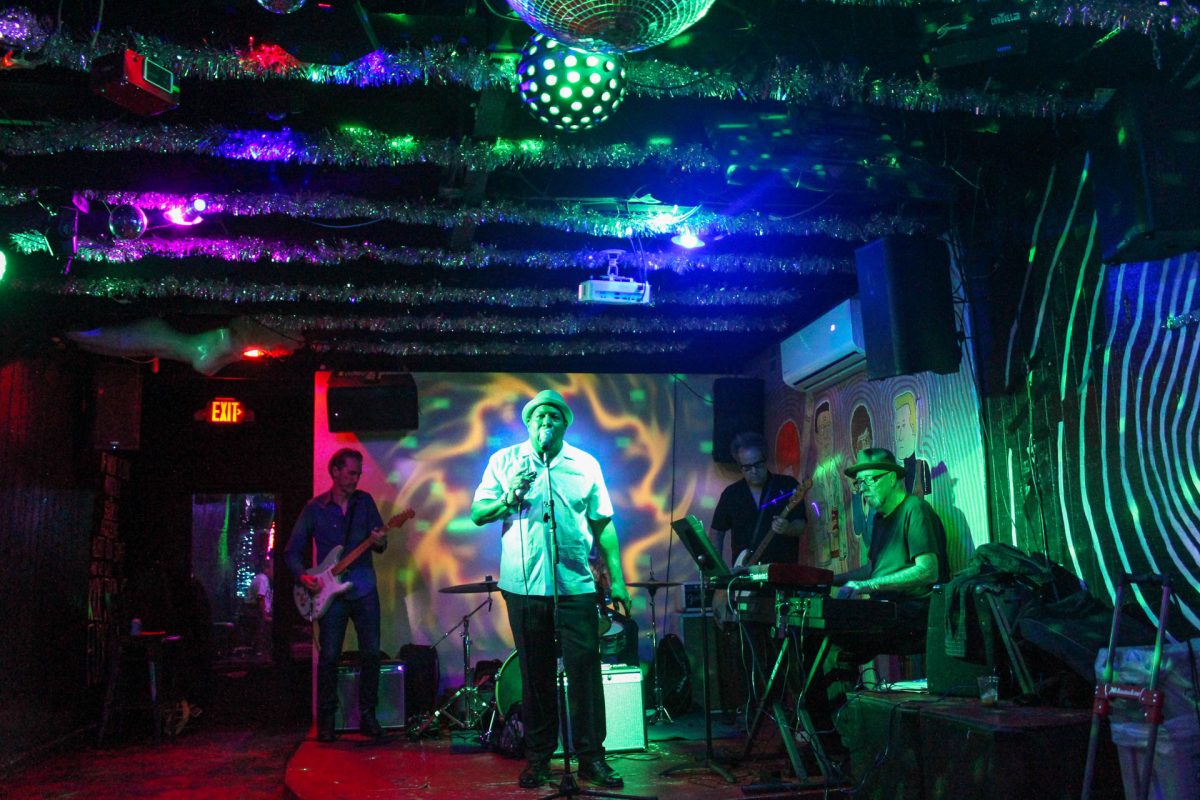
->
[626,575,681,725]
[413,577,499,738]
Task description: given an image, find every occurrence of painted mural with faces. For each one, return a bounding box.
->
[848,404,873,548]
[808,400,847,564]
[893,390,932,498]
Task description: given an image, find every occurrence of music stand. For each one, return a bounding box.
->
[660,516,735,783]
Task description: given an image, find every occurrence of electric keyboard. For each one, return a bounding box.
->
[733,590,899,633]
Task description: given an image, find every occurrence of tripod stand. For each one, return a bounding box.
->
[415,587,496,736]
[659,577,735,783]
[627,576,681,726]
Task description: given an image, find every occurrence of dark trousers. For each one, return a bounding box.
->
[504,590,605,764]
[317,589,381,718]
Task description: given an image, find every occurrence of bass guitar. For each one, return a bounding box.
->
[731,477,812,572]
[293,509,415,621]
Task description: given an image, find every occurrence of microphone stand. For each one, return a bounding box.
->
[537,445,652,800]
[659,576,735,783]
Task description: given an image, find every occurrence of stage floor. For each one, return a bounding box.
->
[285,692,1119,800]
[284,713,833,800]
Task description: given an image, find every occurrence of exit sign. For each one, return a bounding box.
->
[195,397,255,425]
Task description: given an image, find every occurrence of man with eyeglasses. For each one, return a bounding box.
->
[834,447,947,606]
[710,431,807,622]
[829,446,948,671]
[799,448,948,760]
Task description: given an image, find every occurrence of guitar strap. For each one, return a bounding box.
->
[340,491,358,548]
[750,475,773,552]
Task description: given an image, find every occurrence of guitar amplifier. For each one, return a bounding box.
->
[557,664,646,754]
[335,660,406,731]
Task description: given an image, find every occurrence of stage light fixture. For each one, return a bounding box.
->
[165,198,207,227]
[517,34,627,132]
[0,249,7,283]
[671,229,705,249]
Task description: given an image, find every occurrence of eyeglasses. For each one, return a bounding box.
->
[738,459,766,472]
[853,473,892,490]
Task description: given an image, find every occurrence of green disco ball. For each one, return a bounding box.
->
[507,0,716,53]
[518,34,627,132]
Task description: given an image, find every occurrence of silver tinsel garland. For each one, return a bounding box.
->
[67,235,849,275]
[12,276,812,309]
[35,189,917,242]
[0,120,723,172]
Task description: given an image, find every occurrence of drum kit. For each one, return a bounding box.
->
[417,575,682,740]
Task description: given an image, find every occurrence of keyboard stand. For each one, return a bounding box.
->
[739,629,836,783]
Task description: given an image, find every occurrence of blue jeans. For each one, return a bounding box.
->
[317,589,381,717]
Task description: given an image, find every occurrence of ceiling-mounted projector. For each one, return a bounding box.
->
[578,249,652,305]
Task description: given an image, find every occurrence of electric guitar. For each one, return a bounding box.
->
[293,509,415,622]
[732,477,813,572]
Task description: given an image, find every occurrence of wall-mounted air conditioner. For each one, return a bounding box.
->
[780,298,865,392]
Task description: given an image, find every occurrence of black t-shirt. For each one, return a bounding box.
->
[712,473,806,564]
[867,493,949,598]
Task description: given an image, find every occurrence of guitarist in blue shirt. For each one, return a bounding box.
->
[286,448,388,742]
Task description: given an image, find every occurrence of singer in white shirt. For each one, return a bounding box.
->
[471,389,630,790]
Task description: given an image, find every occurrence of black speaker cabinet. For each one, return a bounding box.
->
[681,613,747,712]
[1090,86,1200,264]
[327,372,419,433]
[926,585,1018,698]
[92,362,141,451]
[854,236,960,380]
[334,660,406,731]
[711,377,764,464]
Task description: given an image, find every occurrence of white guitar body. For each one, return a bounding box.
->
[292,508,415,622]
[293,546,354,622]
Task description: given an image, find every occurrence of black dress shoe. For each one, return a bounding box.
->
[578,759,624,788]
[359,712,385,738]
[518,761,552,788]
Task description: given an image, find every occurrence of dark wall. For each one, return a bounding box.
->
[0,354,314,766]
[125,365,313,580]
[0,355,96,765]
[967,147,1200,639]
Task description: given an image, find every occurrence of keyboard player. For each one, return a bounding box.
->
[831,446,948,651]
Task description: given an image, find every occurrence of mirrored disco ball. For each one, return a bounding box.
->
[518,34,627,132]
[507,0,716,53]
[256,0,308,14]
[108,204,148,240]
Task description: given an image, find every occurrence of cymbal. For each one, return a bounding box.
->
[626,580,682,590]
[440,579,499,594]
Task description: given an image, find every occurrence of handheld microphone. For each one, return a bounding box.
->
[537,428,553,461]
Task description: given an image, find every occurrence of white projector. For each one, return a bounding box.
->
[578,277,652,305]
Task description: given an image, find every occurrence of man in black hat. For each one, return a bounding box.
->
[798,447,950,757]
[835,446,948,626]
[471,389,630,790]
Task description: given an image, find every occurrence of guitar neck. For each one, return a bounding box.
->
[331,536,378,577]
[329,510,413,577]
[746,480,810,565]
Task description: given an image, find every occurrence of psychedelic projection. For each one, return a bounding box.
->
[307,372,733,679]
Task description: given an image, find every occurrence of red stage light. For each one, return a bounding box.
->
[90,49,180,116]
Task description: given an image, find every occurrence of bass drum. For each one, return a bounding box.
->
[494,613,629,719]
[494,649,522,720]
